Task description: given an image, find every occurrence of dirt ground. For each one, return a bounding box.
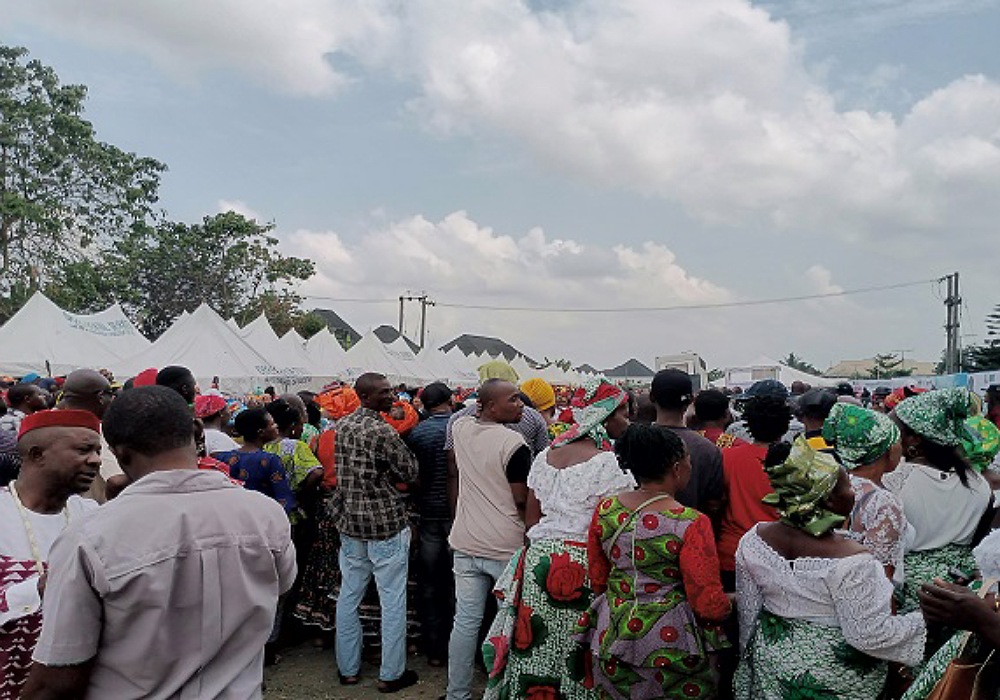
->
[263,643,486,699]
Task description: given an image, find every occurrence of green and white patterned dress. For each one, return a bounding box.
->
[734,526,926,700]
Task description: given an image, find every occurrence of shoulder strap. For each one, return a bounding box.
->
[609,494,675,546]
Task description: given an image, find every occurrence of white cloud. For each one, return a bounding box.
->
[13,0,1000,245]
[282,210,941,370]
[217,199,266,222]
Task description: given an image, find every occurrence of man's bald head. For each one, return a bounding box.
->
[63,369,111,395]
[478,379,524,424]
[59,368,114,418]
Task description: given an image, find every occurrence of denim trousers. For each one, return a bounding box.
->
[336,527,411,681]
[418,520,455,661]
[445,551,508,700]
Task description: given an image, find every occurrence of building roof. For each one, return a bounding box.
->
[372,325,421,353]
[439,334,536,364]
[825,358,937,378]
[602,358,655,378]
[575,363,600,374]
[309,308,361,346]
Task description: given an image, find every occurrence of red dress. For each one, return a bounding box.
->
[717,443,778,572]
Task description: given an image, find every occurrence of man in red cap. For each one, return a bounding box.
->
[0,409,101,697]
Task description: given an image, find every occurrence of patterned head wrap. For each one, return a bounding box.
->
[763,437,846,537]
[822,403,900,470]
[551,378,628,451]
[960,416,1000,472]
[894,388,974,447]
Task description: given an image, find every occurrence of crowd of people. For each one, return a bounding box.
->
[1,361,1000,699]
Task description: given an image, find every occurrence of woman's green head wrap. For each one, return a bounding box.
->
[960,415,1000,472]
[822,403,900,470]
[894,387,973,447]
[763,436,846,537]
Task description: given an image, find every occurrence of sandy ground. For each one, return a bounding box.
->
[263,644,486,699]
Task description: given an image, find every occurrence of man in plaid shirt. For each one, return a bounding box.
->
[331,372,420,693]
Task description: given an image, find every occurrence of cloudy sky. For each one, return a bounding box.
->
[5,0,1000,372]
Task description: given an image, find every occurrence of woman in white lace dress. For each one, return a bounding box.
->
[735,438,926,700]
[822,403,909,582]
[483,378,634,700]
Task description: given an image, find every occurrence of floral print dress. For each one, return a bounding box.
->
[573,496,731,699]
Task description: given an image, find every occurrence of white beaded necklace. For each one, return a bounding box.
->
[8,482,69,577]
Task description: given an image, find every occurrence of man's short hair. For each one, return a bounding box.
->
[354,372,387,398]
[156,365,194,388]
[649,369,694,410]
[103,386,194,456]
[421,382,453,410]
[7,383,39,407]
[693,389,730,423]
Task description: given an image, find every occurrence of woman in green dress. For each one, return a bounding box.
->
[883,388,995,614]
[735,437,926,699]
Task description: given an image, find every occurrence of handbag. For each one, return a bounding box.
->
[925,579,1000,700]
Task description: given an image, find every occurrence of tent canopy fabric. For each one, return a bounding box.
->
[0,292,150,376]
[115,304,316,393]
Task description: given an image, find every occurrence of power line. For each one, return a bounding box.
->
[304,276,941,315]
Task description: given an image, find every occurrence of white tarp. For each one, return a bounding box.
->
[0,292,151,376]
[116,305,316,393]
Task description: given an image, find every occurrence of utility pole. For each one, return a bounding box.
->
[943,272,962,374]
[397,292,435,349]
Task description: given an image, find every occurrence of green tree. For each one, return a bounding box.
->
[782,353,821,376]
[965,304,1000,371]
[869,352,913,379]
[0,45,164,320]
[106,211,315,338]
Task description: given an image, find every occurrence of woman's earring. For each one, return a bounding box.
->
[905,445,920,459]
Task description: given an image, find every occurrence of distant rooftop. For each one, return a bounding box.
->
[439,334,536,365]
[603,358,654,378]
[373,325,421,353]
[310,308,360,347]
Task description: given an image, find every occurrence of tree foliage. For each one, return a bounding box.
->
[0,45,164,320]
[869,352,913,379]
[104,212,316,338]
[782,353,822,376]
[965,304,1000,371]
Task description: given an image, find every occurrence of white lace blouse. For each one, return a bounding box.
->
[735,525,926,666]
[526,449,636,543]
[843,475,911,583]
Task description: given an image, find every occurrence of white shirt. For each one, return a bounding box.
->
[204,428,240,455]
[882,460,992,551]
[0,490,97,625]
[735,525,925,666]
[526,449,635,543]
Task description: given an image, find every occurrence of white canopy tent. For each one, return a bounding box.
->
[116,304,318,393]
[0,292,150,376]
[343,333,435,386]
[724,356,839,390]
[237,315,315,377]
[304,328,348,378]
[416,347,479,387]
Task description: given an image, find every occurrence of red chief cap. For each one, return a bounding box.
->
[194,394,227,419]
[18,409,101,440]
[133,368,159,387]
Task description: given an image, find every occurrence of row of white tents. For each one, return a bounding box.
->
[0,294,595,392]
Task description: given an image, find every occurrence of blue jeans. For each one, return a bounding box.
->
[336,527,411,681]
[446,551,509,700]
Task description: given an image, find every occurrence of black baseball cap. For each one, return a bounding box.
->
[797,388,837,420]
[650,369,693,407]
[744,379,788,399]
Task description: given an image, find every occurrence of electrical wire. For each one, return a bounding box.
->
[304,276,942,314]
